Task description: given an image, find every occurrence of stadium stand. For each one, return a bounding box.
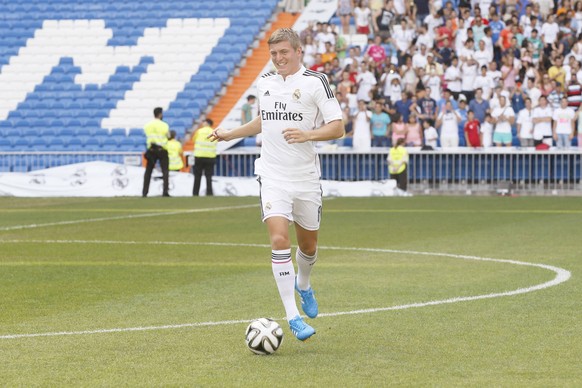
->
[0,0,279,157]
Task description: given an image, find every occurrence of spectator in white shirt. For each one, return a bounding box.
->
[516,97,535,147]
[444,56,462,98]
[354,1,372,35]
[391,18,415,55]
[315,25,336,54]
[415,24,433,49]
[486,61,502,85]
[426,67,442,102]
[455,17,469,54]
[532,95,554,146]
[356,63,377,102]
[541,14,560,50]
[436,100,461,148]
[461,56,478,102]
[552,97,576,148]
[473,65,495,99]
[525,77,542,107]
[423,118,439,148]
[458,38,475,63]
[412,44,429,70]
[474,39,493,68]
[491,95,516,147]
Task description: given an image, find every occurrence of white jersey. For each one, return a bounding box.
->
[255,66,343,181]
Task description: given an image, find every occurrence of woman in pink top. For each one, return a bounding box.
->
[500,54,517,93]
[391,113,408,146]
[405,113,423,146]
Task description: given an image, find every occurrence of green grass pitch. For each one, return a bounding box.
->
[0,196,580,386]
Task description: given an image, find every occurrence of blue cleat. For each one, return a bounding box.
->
[288,315,316,341]
[295,280,318,318]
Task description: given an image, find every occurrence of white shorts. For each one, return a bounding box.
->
[258,176,322,231]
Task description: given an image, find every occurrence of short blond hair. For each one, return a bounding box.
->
[268,28,301,50]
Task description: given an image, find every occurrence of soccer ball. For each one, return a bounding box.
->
[245,318,284,355]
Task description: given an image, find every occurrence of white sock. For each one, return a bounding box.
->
[271,249,300,321]
[296,249,317,291]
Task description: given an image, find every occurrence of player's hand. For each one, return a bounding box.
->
[282,128,309,144]
[208,127,226,142]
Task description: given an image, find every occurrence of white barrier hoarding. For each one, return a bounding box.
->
[0,162,398,197]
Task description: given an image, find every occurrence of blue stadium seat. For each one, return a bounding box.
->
[101,137,119,150]
[74,127,94,137]
[128,128,145,137]
[0,121,14,130]
[83,137,101,151]
[0,138,12,151]
[12,137,30,150]
[111,128,126,137]
[5,128,20,138]
[30,137,48,151]
[15,119,31,129]
[21,127,38,137]
[48,138,66,150]
[50,119,66,129]
[118,137,135,150]
[41,128,58,137]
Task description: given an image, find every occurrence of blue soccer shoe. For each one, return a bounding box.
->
[295,280,318,318]
[288,315,316,341]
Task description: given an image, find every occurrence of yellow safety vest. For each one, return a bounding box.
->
[388,146,408,174]
[193,126,217,158]
[144,119,169,149]
[166,139,184,171]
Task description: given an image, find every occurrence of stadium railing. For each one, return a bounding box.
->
[214,148,582,195]
[2,149,581,194]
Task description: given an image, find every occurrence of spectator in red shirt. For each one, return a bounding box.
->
[470,6,489,26]
[498,20,515,52]
[464,110,482,147]
[436,19,454,49]
[309,53,325,72]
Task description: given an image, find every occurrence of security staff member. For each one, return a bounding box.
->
[142,107,170,197]
[192,118,217,196]
[387,137,409,192]
[167,130,184,172]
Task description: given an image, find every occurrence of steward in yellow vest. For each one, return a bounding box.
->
[167,130,184,171]
[142,107,170,197]
[387,137,409,192]
[192,118,218,196]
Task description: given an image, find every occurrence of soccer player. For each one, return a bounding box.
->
[209,28,344,341]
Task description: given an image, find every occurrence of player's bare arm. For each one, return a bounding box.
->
[208,116,262,142]
[282,119,344,144]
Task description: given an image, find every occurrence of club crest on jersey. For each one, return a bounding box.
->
[292,89,301,101]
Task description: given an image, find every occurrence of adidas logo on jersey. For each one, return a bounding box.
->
[264,90,270,96]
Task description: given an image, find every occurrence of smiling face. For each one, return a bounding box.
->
[270,40,302,78]
[268,29,303,79]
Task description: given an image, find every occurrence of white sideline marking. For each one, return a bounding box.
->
[0,204,257,232]
[0,240,571,340]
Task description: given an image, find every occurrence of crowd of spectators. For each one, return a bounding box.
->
[298,0,582,150]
